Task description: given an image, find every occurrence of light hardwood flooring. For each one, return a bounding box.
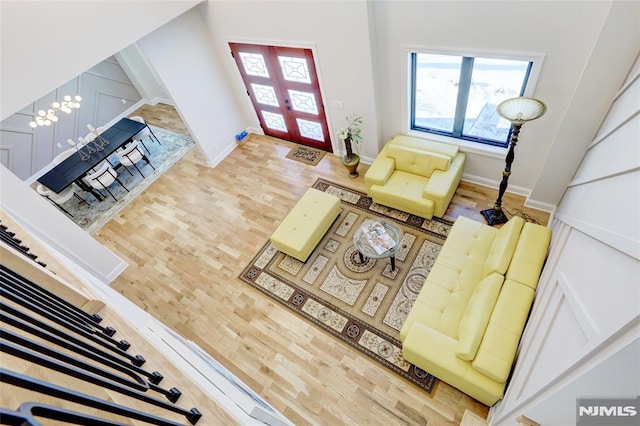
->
[95,104,549,425]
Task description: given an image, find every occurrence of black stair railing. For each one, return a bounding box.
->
[0,371,200,425]
[1,265,115,337]
[1,263,104,324]
[0,269,136,356]
[1,402,127,425]
[0,223,46,268]
[0,304,164,384]
[0,264,203,425]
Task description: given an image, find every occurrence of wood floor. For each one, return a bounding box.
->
[96,103,549,425]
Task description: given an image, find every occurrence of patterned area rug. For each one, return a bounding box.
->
[52,126,196,235]
[239,178,453,394]
[285,145,326,166]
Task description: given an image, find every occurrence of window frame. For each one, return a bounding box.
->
[404,46,545,154]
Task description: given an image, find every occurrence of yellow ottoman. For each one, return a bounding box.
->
[270,188,341,262]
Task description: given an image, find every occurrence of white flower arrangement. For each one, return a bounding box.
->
[338,113,363,145]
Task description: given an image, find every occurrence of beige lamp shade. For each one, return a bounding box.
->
[496,97,546,124]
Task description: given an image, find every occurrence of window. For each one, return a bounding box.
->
[410,52,534,147]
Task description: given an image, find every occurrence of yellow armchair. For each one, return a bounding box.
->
[365,135,466,219]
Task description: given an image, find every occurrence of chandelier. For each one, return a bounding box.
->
[29,95,82,128]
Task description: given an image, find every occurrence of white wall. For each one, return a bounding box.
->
[371,0,639,208]
[491,52,640,426]
[0,0,201,121]
[134,4,246,167]
[0,164,128,284]
[116,44,170,103]
[203,0,380,160]
[529,1,640,208]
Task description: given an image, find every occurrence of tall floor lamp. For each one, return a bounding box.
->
[481,97,547,226]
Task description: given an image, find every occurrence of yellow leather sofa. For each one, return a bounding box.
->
[400,216,551,405]
[365,135,466,219]
[270,188,341,262]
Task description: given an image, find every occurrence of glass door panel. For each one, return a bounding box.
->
[262,111,288,132]
[278,56,312,83]
[238,52,270,78]
[251,84,279,107]
[288,90,318,114]
[296,118,324,142]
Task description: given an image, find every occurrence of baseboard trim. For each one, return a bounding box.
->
[462,173,530,197]
[524,198,556,215]
[461,173,555,214]
[206,140,238,168]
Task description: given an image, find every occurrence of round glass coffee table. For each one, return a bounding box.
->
[353,220,404,271]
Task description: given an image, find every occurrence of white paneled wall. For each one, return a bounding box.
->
[491,54,640,425]
[557,69,640,259]
[570,115,639,187]
[0,57,142,181]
